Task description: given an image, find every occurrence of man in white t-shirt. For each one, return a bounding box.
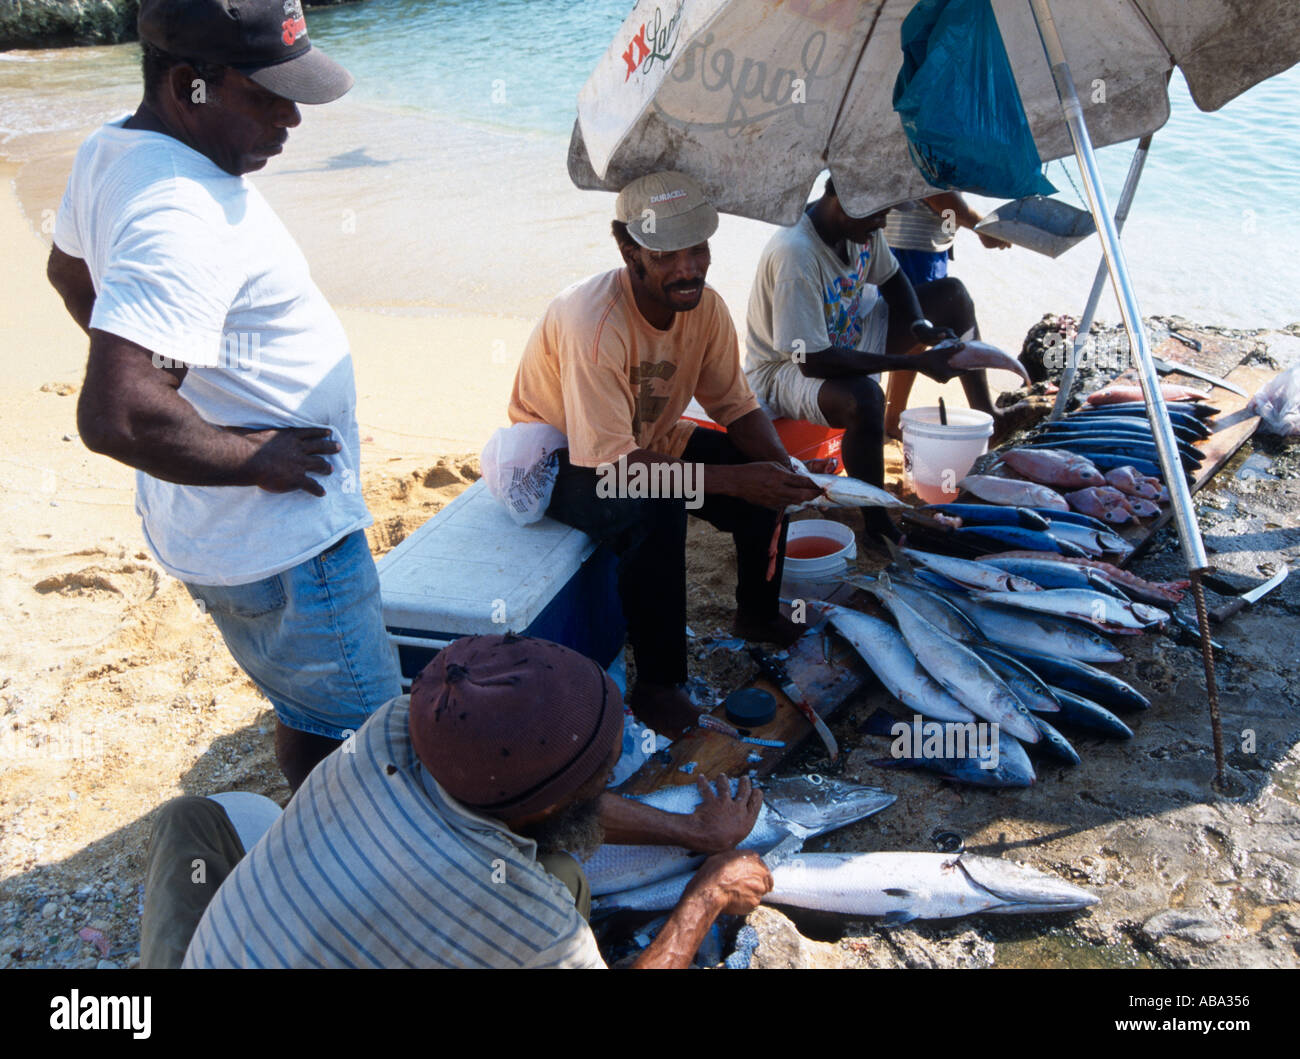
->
[745,179,993,531]
[45,0,400,790]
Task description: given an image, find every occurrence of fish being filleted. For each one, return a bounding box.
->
[579,776,895,896]
[872,577,1041,743]
[930,338,1032,384]
[596,852,1097,918]
[997,644,1152,712]
[967,587,1167,634]
[791,470,908,511]
[821,603,977,724]
[960,474,1070,511]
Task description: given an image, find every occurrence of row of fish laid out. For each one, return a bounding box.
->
[584,776,1096,920]
[799,548,1173,787]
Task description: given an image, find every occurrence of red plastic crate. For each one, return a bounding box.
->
[680,409,844,465]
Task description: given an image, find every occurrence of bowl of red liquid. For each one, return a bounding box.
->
[783,519,856,581]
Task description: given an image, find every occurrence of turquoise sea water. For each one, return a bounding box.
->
[1,0,1297,339]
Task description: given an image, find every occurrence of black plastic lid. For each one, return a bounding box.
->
[724,687,777,727]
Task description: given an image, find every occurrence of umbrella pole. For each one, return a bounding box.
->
[1027,0,1225,787]
[1048,131,1154,422]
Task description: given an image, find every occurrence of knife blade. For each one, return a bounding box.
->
[1151,355,1247,397]
[748,646,839,761]
[1210,567,1289,623]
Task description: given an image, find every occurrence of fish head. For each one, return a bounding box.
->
[762,775,896,835]
[958,855,1099,912]
[1102,507,1129,524]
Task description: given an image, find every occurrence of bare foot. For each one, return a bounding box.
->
[627,683,704,739]
[733,611,804,647]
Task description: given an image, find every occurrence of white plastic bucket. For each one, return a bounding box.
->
[783,519,856,583]
[901,407,994,504]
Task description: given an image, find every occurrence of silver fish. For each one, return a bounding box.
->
[968,588,1168,634]
[901,548,1041,593]
[873,577,1041,743]
[848,575,980,642]
[598,852,1098,919]
[961,474,1070,511]
[821,604,977,724]
[796,471,909,510]
[942,594,1125,663]
[579,776,895,896]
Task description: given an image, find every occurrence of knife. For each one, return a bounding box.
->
[1151,355,1247,398]
[1210,567,1289,623]
[748,646,839,761]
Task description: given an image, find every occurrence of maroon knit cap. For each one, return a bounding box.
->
[409,634,623,820]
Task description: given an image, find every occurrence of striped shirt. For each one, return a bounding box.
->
[884,200,955,253]
[183,696,606,969]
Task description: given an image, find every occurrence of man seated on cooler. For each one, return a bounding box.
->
[508,171,823,737]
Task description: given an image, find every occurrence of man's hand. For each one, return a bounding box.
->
[978,231,1011,250]
[913,341,968,384]
[684,774,763,853]
[718,461,824,510]
[910,319,958,347]
[236,427,340,497]
[684,850,773,916]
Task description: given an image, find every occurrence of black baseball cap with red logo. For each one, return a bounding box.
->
[138,0,353,104]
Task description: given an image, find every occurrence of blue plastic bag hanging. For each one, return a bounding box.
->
[893,0,1055,198]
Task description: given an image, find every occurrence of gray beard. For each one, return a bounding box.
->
[522,796,606,859]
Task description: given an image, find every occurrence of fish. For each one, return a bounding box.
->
[1039,432,1205,466]
[1030,714,1081,765]
[858,709,1036,788]
[1071,400,1218,421]
[1064,486,1136,525]
[579,775,896,896]
[968,588,1167,634]
[960,474,1070,511]
[873,577,1041,742]
[822,604,978,723]
[596,851,1097,918]
[1104,465,1163,500]
[847,577,981,643]
[900,548,1042,592]
[1001,449,1106,488]
[1086,382,1208,405]
[977,552,1189,606]
[1028,507,1110,532]
[1039,416,1206,443]
[1126,496,1161,518]
[1023,438,1201,473]
[921,504,1051,531]
[952,525,1089,556]
[969,644,1064,712]
[1072,452,1170,482]
[944,594,1125,663]
[979,556,1126,597]
[997,645,1152,711]
[937,338,1033,384]
[1046,688,1135,738]
[794,471,909,510]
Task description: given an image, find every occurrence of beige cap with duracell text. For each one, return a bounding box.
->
[615,171,719,253]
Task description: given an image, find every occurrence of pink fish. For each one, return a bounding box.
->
[960,474,1069,511]
[1086,382,1207,406]
[1065,487,1134,524]
[1002,449,1106,489]
[1104,466,1161,500]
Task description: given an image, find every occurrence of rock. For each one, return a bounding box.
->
[96,958,120,970]
[1143,909,1223,946]
[40,901,57,920]
[742,907,844,969]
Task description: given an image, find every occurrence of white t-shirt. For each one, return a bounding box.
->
[54,119,370,586]
[744,212,899,382]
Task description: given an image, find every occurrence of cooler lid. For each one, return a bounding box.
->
[377,480,598,634]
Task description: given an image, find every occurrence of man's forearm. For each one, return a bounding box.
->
[723,407,789,465]
[799,345,913,380]
[631,887,726,969]
[597,793,706,849]
[880,271,924,329]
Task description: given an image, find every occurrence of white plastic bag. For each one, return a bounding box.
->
[480,422,568,525]
[1249,365,1300,436]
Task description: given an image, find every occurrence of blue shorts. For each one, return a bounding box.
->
[893,248,949,287]
[184,530,402,740]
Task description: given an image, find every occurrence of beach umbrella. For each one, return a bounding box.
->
[569,0,1300,787]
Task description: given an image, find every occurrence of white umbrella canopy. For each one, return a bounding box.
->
[569,0,1300,224]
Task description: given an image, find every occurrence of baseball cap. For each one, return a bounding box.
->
[615,171,719,253]
[138,0,353,105]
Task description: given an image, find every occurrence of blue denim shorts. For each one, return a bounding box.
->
[184,530,402,741]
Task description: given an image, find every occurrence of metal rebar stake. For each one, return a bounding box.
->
[1189,570,1226,787]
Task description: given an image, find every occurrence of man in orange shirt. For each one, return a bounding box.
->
[509,172,822,737]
